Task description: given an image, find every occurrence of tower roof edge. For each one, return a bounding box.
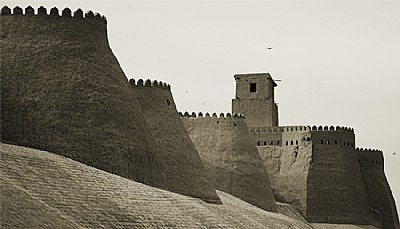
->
[233,73,277,87]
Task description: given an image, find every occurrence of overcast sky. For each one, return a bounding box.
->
[5,0,400,215]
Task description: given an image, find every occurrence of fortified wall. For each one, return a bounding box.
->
[129,79,220,203]
[2,6,399,228]
[251,126,370,224]
[232,72,399,228]
[0,6,166,187]
[0,6,221,203]
[181,112,278,212]
[357,148,400,229]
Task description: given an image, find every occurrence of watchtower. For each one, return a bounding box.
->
[231,73,278,128]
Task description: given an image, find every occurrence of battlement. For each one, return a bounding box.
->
[129,79,171,90]
[356,148,383,154]
[356,147,384,167]
[0,6,107,24]
[249,125,354,134]
[179,112,245,119]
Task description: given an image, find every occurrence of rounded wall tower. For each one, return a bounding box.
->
[130,79,221,203]
[357,148,400,229]
[0,6,165,187]
[181,113,278,212]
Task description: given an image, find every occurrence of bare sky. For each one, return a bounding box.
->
[5,0,400,214]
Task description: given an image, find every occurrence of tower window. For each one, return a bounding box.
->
[250,83,257,93]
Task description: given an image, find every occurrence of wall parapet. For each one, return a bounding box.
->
[356,147,383,154]
[249,125,354,134]
[356,147,384,167]
[179,112,245,119]
[0,6,107,24]
[129,79,171,90]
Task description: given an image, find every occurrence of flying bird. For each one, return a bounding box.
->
[267,47,272,50]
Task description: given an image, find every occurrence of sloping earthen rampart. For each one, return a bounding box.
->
[2,143,314,229]
[129,79,221,203]
[181,113,278,212]
[0,6,165,188]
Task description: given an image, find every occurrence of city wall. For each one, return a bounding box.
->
[181,113,278,212]
[130,79,220,203]
[0,6,166,188]
[307,130,369,224]
[252,125,370,224]
[256,131,312,215]
[357,148,400,229]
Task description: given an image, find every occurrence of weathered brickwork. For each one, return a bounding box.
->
[257,139,311,214]
[181,112,278,212]
[0,6,165,187]
[1,143,314,229]
[232,73,279,127]
[307,130,369,224]
[235,73,398,227]
[357,149,400,229]
[130,79,221,203]
[1,6,398,229]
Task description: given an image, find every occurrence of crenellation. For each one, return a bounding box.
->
[356,147,383,154]
[249,125,353,135]
[129,79,136,87]
[25,6,34,15]
[38,6,47,15]
[94,12,101,19]
[145,79,152,87]
[74,9,83,18]
[129,78,171,90]
[62,8,71,17]
[85,10,94,18]
[1,6,11,15]
[50,7,59,16]
[0,6,106,23]
[13,6,22,15]
[180,112,245,120]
